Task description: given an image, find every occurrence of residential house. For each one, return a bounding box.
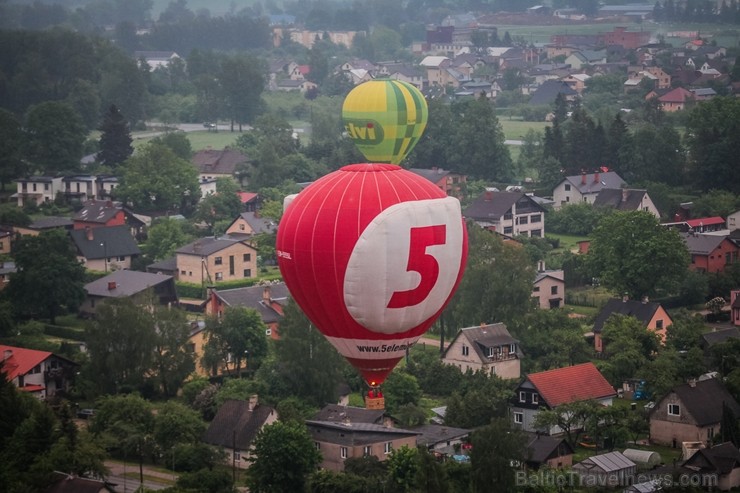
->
[663,216,727,233]
[225,212,276,237]
[80,270,178,317]
[532,261,565,309]
[603,26,651,49]
[14,176,63,207]
[524,432,575,469]
[649,378,740,447]
[657,87,695,112]
[206,282,289,338]
[95,175,118,200]
[572,451,637,487]
[564,50,606,70]
[13,216,73,237]
[70,225,141,272]
[420,56,451,86]
[552,171,626,209]
[275,78,318,93]
[700,326,740,352]
[313,404,388,426]
[306,420,419,472]
[413,424,471,458]
[237,191,261,212]
[463,190,546,237]
[592,188,661,218]
[408,168,466,198]
[528,80,578,106]
[1,344,79,399]
[73,200,126,230]
[192,148,249,184]
[288,30,359,49]
[644,66,672,89]
[562,73,591,94]
[202,396,278,469]
[175,236,258,285]
[592,297,673,352]
[0,230,11,255]
[682,233,739,274]
[511,362,616,434]
[0,261,15,289]
[678,442,740,491]
[442,323,521,380]
[378,64,424,89]
[133,51,181,70]
[62,175,98,203]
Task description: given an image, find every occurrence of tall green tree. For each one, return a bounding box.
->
[99,48,147,127]
[151,305,196,398]
[202,306,269,378]
[0,109,26,187]
[514,310,591,372]
[150,131,193,160]
[116,142,200,214]
[586,211,690,299]
[195,178,242,232]
[268,299,347,406]
[246,421,321,493]
[685,96,740,193]
[469,418,526,493]
[447,223,535,329]
[454,98,513,181]
[7,230,86,323]
[24,101,86,175]
[533,400,602,449]
[220,54,265,131]
[142,218,194,262]
[98,104,133,168]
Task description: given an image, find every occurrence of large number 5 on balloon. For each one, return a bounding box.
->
[387,225,447,309]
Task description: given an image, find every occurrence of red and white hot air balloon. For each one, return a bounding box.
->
[276,163,468,388]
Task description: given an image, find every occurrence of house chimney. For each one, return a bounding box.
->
[594,171,600,183]
[622,293,629,302]
[85,226,93,241]
[581,172,587,185]
[641,295,649,304]
[106,200,113,208]
[484,190,493,201]
[688,379,696,388]
[107,281,117,290]
[248,394,259,411]
[622,188,629,203]
[262,285,271,303]
[537,260,545,272]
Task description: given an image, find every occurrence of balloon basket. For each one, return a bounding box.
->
[365,395,385,410]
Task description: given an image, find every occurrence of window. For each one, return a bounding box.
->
[566,196,570,202]
[215,272,223,281]
[564,184,571,191]
[229,256,235,275]
[32,183,37,192]
[243,253,251,262]
[117,256,125,261]
[583,197,588,202]
[244,269,252,277]
[551,286,558,295]
[384,442,392,454]
[656,320,664,329]
[240,224,245,231]
[504,226,513,235]
[315,442,321,451]
[234,450,241,461]
[509,344,516,354]
[533,286,540,292]
[519,216,529,225]
[691,255,696,264]
[668,404,680,416]
[462,345,469,356]
[181,270,186,276]
[532,393,539,404]
[514,412,523,424]
[265,328,272,336]
[503,213,513,221]
[340,447,348,459]
[519,391,526,403]
[531,214,541,223]
[727,253,732,264]
[214,256,223,265]
[364,446,372,456]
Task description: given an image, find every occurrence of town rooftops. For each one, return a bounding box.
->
[408,167,454,182]
[443,323,519,360]
[593,188,650,211]
[656,378,740,426]
[192,148,248,175]
[313,404,385,424]
[701,327,740,348]
[592,298,666,334]
[575,451,636,472]
[24,216,74,230]
[202,398,275,450]
[305,420,420,443]
[680,233,729,255]
[1,345,54,381]
[74,199,122,224]
[525,362,616,408]
[84,270,175,298]
[561,171,626,195]
[686,217,726,229]
[463,191,545,222]
[176,236,254,257]
[211,282,289,325]
[70,225,141,260]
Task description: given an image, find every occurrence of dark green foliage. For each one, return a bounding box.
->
[7,230,86,324]
[150,132,193,160]
[24,101,86,175]
[202,306,268,379]
[176,468,234,493]
[0,109,26,187]
[170,443,225,473]
[97,104,133,168]
[469,418,526,493]
[546,202,612,235]
[444,373,514,428]
[513,310,591,373]
[382,370,422,413]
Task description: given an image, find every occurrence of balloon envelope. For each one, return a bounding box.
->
[342,80,428,165]
[276,164,467,386]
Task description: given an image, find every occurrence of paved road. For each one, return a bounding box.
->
[105,461,176,492]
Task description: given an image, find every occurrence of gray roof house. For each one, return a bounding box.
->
[70,225,141,272]
[592,188,660,218]
[464,190,546,238]
[442,323,521,380]
[572,451,637,488]
[202,396,277,470]
[207,282,289,336]
[528,80,578,105]
[552,171,626,209]
[313,404,386,425]
[80,270,177,317]
[412,424,471,457]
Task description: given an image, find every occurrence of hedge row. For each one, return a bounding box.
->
[176,272,284,299]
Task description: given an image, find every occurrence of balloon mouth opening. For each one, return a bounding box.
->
[340,163,402,172]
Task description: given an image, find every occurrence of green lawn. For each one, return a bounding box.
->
[546,233,588,253]
[498,119,549,141]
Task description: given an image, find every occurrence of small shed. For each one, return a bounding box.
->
[622,448,662,468]
[573,451,636,487]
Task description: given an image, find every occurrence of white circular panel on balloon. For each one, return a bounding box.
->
[343,197,464,334]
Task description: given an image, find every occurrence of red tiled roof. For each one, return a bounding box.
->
[237,191,259,204]
[685,217,725,227]
[658,87,693,103]
[0,345,51,381]
[527,362,615,408]
[18,384,45,393]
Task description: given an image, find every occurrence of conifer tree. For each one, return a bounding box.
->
[98,104,133,168]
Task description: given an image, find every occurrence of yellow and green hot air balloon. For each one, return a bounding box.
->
[342,79,428,165]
